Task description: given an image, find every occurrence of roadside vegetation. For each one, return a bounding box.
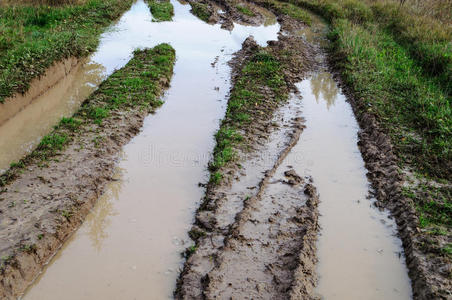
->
[285,0,451,180]
[146,0,174,21]
[0,0,134,103]
[0,44,176,187]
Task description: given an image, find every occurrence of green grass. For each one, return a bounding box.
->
[329,19,451,179]
[208,49,287,185]
[0,0,134,103]
[236,4,255,17]
[256,0,311,24]
[188,1,211,22]
[288,0,451,96]
[183,245,198,258]
[146,0,174,22]
[0,44,176,187]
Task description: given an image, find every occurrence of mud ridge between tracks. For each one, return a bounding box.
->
[176,16,320,299]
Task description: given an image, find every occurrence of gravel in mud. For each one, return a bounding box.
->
[176,15,319,299]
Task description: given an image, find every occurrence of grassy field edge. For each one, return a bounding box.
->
[0,0,135,103]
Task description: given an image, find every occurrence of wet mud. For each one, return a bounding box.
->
[0,77,171,299]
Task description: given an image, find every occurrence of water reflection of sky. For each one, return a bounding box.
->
[90,0,280,75]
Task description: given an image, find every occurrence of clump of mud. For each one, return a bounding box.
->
[186,0,278,30]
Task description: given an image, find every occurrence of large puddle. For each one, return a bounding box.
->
[289,73,412,299]
[22,0,279,299]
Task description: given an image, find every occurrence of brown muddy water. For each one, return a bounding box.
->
[287,72,412,299]
[0,60,104,173]
[21,0,279,299]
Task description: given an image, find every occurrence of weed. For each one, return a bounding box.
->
[87,107,109,125]
[210,171,222,185]
[38,133,68,151]
[184,245,198,258]
[189,1,211,22]
[10,161,25,169]
[146,0,174,21]
[61,209,72,219]
[236,4,255,16]
[21,244,36,253]
[59,117,82,131]
[442,244,452,258]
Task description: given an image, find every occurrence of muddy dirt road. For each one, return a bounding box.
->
[21,1,280,299]
[0,0,416,299]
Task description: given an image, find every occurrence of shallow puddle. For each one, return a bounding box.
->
[0,59,105,173]
[286,72,412,299]
[22,0,278,299]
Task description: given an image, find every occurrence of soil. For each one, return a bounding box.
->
[186,0,278,30]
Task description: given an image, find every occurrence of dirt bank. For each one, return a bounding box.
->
[0,57,80,127]
[0,45,175,299]
[176,14,319,298]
